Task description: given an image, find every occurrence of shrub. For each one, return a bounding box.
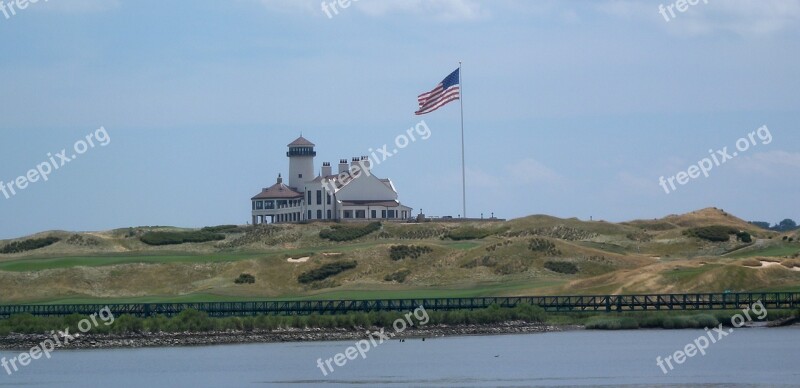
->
[462,255,498,269]
[444,226,503,240]
[298,260,358,283]
[384,269,411,283]
[319,222,381,242]
[65,234,100,246]
[389,245,432,261]
[585,316,639,330]
[528,238,561,256]
[140,231,225,246]
[736,231,752,243]
[544,261,578,274]
[234,273,256,284]
[201,225,249,234]
[684,226,740,242]
[0,237,60,254]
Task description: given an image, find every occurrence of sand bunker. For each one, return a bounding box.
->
[287,257,310,263]
[748,260,800,271]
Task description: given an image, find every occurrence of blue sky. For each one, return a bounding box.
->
[1,0,798,239]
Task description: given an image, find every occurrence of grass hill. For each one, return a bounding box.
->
[1,208,798,304]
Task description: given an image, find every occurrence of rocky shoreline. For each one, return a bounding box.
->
[0,321,575,351]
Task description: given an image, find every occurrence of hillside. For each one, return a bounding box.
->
[0,208,798,304]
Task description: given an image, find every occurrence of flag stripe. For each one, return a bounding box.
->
[415,88,459,115]
[414,68,460,115]
[418,87,459,111]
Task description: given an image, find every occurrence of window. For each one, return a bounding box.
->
[317,210,322,219]
[265,200,274,209]
[252,201,256,210]
[327,210,331,219]
[381,210,387,218]
[256,201,263,210]
[344,210,353,219]
[356,210,366,219]
[327,194,331,205]
[307,191,311,203]
[371,210,376,219]
[388,210,395,218]
[308,210,312,220]
[316,190,322,205]
[299,174,303,178]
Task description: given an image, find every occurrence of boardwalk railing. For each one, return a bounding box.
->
[0,292,798,318]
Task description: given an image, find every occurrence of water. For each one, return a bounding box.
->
[2,327,799,387]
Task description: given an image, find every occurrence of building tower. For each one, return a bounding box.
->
[287,136,316,190]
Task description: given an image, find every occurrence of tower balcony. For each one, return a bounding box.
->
[287,148,316,157]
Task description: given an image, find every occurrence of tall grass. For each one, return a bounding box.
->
[0,304,548,335]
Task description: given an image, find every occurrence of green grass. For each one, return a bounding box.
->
[663,264,720,282]
[439,241,482,250]
[575,241,630,255]
[727,244,800,258]
[0,252,265,272]
[10,279,566,305]
[263,279,564,300]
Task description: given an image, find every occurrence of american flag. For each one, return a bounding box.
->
[415,68,460,115]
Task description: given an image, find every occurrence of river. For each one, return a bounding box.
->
[1,326,798,387]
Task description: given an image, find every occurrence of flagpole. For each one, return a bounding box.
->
[459,61,466,219]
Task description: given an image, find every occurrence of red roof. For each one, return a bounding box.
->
[288,136,315,147]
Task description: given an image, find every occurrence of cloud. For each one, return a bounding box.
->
[505,157,562,184]
[596,0,800,36]
[255,0,486,21]
[255,0,316,14]
[34,0,121,13]
[359,0,485,21]
[736,150,800,175]
[463,157,563,189]
[616,171,658,194]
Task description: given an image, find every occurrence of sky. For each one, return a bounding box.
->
[0,0,798,239]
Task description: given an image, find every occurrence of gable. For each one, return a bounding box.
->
[335,172,398,201]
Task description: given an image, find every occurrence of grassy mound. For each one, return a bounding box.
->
[445,226,506,240]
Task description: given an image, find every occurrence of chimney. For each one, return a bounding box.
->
[350,157,360,168]
[276,173,283,184]
[321,162,332,177]
[360,156,372,171]
[338,159,349,175]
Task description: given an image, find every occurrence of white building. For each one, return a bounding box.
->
[251,136,413,224]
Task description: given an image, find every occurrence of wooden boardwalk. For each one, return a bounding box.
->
[1,292,797,318]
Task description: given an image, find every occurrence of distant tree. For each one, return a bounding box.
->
[774,219,798,232]
[748,221,771,230]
